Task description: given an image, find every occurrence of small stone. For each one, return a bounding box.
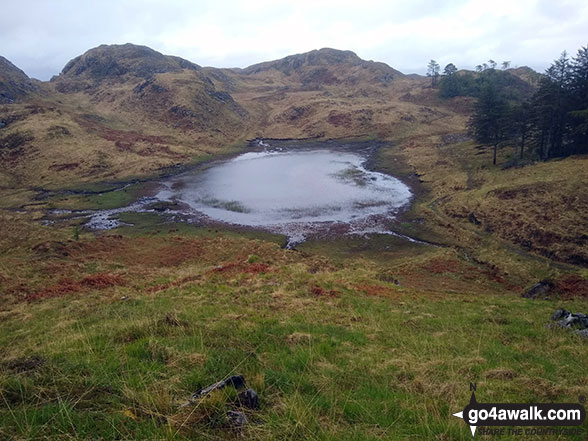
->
[468,213,481,225]
[238,389,259,409]
[225,375,246,389]
[227,410,248,427]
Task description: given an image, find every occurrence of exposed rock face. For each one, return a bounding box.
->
[0,56,37,103]
[54,43,200,83]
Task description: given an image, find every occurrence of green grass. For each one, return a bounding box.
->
[1,237,587,440]
[115,211,287,245]
[46,183,146,211]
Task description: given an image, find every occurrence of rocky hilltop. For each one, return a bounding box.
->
[56,43,199,82]
[0,56,38,103]
[0,44,251,187]
[242,47,404,87]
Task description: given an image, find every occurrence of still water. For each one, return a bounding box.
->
[78,145,414,245]
[155,148,412,244]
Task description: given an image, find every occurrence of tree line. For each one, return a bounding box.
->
[428,45,588,164]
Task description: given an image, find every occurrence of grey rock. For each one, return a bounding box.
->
[238,389,259,409]
[552,308,569,321]
[551,309,588,334]
[523,280,553,299]
[227,410,248,427]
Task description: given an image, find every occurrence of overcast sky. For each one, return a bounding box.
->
[2,0,587,80]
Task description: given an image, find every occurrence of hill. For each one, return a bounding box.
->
[0,56,38,103]
[242,47,403,87]
[508,65,544,87]
[0,46,421,188]
[440,67,537,100]
[52,43,200,91]
[0,44,249,189]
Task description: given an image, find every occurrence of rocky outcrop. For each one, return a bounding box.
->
[551,309,588,337]
[244,48,364,75]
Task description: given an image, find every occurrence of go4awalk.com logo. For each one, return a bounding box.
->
[452,384,586,437]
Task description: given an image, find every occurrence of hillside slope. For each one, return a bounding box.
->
[0,56,38,103]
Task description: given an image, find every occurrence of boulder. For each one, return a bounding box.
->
[523,280,553,299]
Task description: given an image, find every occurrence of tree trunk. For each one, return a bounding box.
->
[539,129,546,160]
[493,143,497,165]
[520,131,526,159]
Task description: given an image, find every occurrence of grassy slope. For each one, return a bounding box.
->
[1,61,588,440]
[0,218,587,440]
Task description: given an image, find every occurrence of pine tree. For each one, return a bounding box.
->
[532,51,573,158]
[427,60,441,87]
[443,63,458,76]
[509,101,533,159]
[569,46,588,153]
[468,83,510,165]
[439,63,461,97]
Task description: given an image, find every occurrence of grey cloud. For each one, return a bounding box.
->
[0,0,586,79]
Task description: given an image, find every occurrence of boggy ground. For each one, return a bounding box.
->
[1,138,588,440]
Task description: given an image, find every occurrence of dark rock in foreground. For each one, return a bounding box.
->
[523,280,553,299]
[191,374,246,399]
[238,389,259,409]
